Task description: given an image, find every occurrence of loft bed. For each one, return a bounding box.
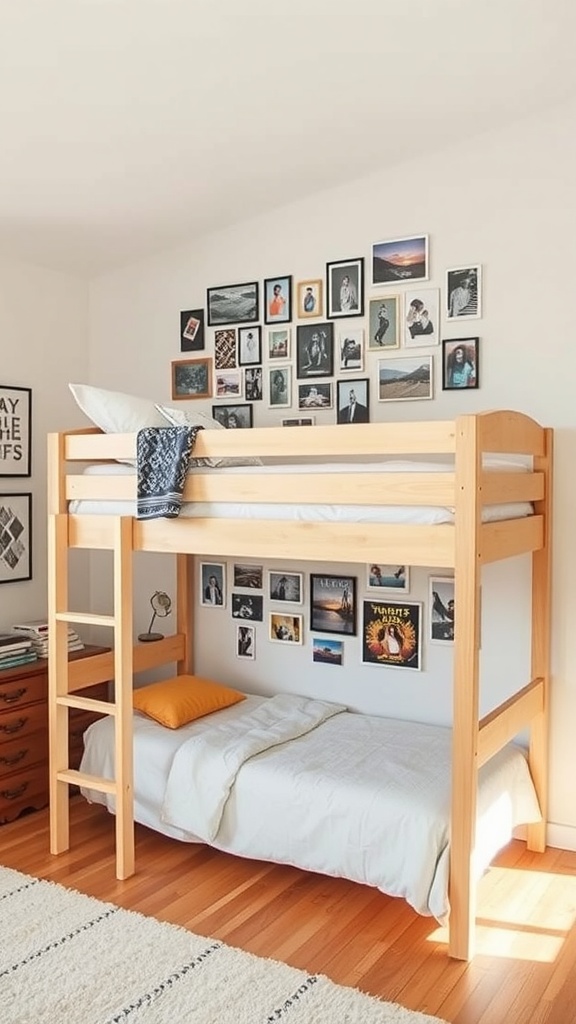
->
[46,411,552,961]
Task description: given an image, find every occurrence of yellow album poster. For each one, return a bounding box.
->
[362,600,422,670]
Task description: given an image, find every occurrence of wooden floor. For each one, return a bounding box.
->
[2,800,576,1024]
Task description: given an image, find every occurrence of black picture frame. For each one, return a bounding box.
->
[211,403,253,428]
[336,378,370,424]
[238,325,262,366]
[310,573,356,636]
[361,599,422,670]
[296,323,334,379]
[206,281,259,326]
[0,492,32,584]
[442,337,479,390]
[0,385,32,478]
[263,275,292,325]
[180,309,205,352]
[326,257,364,319]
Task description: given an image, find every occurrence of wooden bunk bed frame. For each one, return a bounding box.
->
[46,410,552,961]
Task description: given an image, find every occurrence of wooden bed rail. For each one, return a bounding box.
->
[477,678,545,768]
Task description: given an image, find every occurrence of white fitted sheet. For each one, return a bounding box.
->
[80,694,541,921]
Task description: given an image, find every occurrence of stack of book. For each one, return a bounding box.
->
[11,619,85,659]
[0,633,38,670]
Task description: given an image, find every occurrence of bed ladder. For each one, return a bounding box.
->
[47,514,135,880]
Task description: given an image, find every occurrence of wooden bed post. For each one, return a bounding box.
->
[449,415,482,960]
[176,553,194,675]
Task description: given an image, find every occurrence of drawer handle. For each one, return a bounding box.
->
[0,749,28,766]
[0,688,27,704]
[0,718,28,735]
[1,782,28,800]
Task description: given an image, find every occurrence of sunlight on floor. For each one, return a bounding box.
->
[427,865,576,961]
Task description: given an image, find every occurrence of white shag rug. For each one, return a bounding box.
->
[0,866,449,1024]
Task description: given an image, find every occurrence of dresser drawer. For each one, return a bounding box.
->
[0,730,47,778]
[0,764,48,823]
[0,673,46,712]
[0,702,47,741]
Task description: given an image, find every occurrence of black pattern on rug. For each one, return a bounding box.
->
[136,425,203,519]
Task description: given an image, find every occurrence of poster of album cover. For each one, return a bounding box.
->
[362,600,422,670]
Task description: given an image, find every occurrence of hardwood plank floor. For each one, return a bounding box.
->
[1,799,575,1024]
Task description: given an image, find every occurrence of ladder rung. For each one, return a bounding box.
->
[55,612,116,627]
[57,695,116,715]
[57,768,117,794]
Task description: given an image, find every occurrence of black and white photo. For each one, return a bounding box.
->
[446,265,481,320]
[429,576,455,643]
[336,378,370,424]
[232,593,264,621]
[199,561,225,607]
[368,296,400,350]
[207,281,259,326]
[268,366,291,408]
[338,328,364,372]
[236,624,255,660]
[244,367,263,401]
[268,570,303,604]
[326,257,364,319]
[238,326,261,366]
[211,403,253,428]
[297,382,332,410]
[404,288,439,347]
[296,323,334,379]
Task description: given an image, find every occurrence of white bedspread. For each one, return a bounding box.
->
[80,695,542,921]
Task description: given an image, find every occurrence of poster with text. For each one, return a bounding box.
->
[362,600,422,670]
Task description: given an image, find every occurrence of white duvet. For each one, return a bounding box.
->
[80,694,541,921]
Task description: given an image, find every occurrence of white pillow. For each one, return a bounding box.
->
[69,383,167,434]
[155,404,262,468]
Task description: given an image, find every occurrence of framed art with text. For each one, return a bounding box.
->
[0,385,31,477]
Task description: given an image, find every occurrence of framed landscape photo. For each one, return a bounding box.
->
[233,562,263,589]
[180,309,205,352]
[171,358,212,400]
[207,281,259,326]
[264,275,292,325]
[310,573,356,636]
[337,328,364,372]
[366,564,410,593]
[296,323,334,379]
[368,296,401,350]
[312,637,343,666]
[214,369,243,399]
[297,381,332,411]
[404,287,440,347]
[199,561,226,607]
[326,257,364,319]
[429,576,455,644]
[336,378,370,424]
[238,326,261,366]
[267,328,290,361]
[446,265,482,320]
[362,600,422,670]
[0,492,32,584]
[269,612,303,644]
[236,624,255,660]
[0,385,31,477]
[442,338,479,390]
[211,403,253,428]
[268,570,303,604]
[378,355,433,402]
[371,234,428,286]
[296,279,323,319]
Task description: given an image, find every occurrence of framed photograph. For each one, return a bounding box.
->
[214,329,237,369]
[429,576,455,644]
[211,403,253,428]
[267,328,291,361]
[207,281,259,326]
[296,279,323,319]
[296,323,334,379]
[362,600,422,670]
[371,235,428,286]
[404,288,440,347]
[442,338,479,390]
[446,265,482,320]
[199,561,226,607]
[236,624,255,660]
[310,574,356,636]
[171,358,212,400]
[0,493,32,584]
[180,309,205,352]
[0,386,31,478]
[336,378,370,424]
[282,416,315,426]
[268,570,303,604]
[264,275,292,325]
[377,355,433,402]
[244,367,263,401]
[297,382,332,411]
[337,328,364,372]
[232,593,263,622]
[238,326,261,366]
[268,366,291,408]
[368,296,401,350]
[326,258,364,319]
[269,612,303,644]
[214,369,243,399]
[312,637,343,666]
[367,564,410,593]
[233,563,263,589]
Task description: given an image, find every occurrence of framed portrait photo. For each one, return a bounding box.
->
[0,492,32,584]
[268,570,303,604]
[211,403,253,428]
[264,275,292,325]
[368,296,401,351]
[337,328,364,373]
[180,309,205,352]
[377,355,433,402]
[0,385,31,478]
[269,612,303,645]
[404,287,440,347]
[296,323,334,379]
[236,624,255,660]
[446,265,482,320]
[171,358,212,400]
[362,600,422,670]
[207,281,259,326]
[442,338,479,390]
[336,378,370,424]
[371,234,428,286]
[297,381,332,411]
[268,366,291,409]
[238,326,261,366]
[366,563,410,593]
[429,576,455,644]
[199,561,226,608]
[310,574,356,636]
[267,328,291,361]
[296,279,323,319]
[312,637,343,666]
[326,257,364,319]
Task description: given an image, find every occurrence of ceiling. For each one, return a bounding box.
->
[0,0,574,276]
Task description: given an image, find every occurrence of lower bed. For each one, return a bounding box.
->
[80,693,541,921]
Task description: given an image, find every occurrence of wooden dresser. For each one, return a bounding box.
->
[0,645,110,824]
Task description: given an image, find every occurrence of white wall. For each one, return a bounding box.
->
[87,98,576,843]
[0,257,90,629]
